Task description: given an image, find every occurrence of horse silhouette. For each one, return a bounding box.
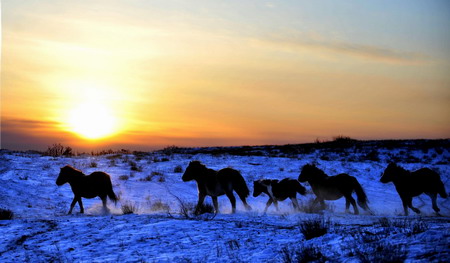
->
[381,163,448,216]
[182,161,252,214]
[298,164,371,215]
[253,179,306,213]
[56,165,118,214]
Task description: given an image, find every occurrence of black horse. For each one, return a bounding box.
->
[56,165,118,214]
[182,161,252,214]
[298,164,371,215]
[253,179,306,213]
[381,163,448,216]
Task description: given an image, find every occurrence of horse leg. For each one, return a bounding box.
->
[77,197,84,213]
[400,196,410,216]
[346,195,359,215]
[345,199,350,214]
[212,196,219,214]
[236,191,252,211]
[225,191,237,213]
[68,196,78,214]
[319,199,326,210]
[101,196,109,212]
[408,197,421,215]
[264,199,273,214]
[273,200,279,211]
[290,197,300,211]
[400,196,420,215]
[311,197,323,211]
[427,193,440,214]
[195,193,206,214]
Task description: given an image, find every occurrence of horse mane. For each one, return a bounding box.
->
[189,161,208,170]
[62,165,85,177]
[388,162,409,176]
[305,164,328,179]
[256,179,278,186]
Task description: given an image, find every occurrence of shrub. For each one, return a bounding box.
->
[161,145,180,155]
[158,175,166,182]
[174,165,183,173]
[355,241,407,263]
[281,244,326,263]
[150,200,170,212]
[194,203,215,216]
[140,175,153,182]
[118,175,129,181]
[121,202,139,215]
[299,216,332,240]
[377,217,391,227]
[89,161,98,168]
[45,143,73,157]
[129,161,143,172]
[378,217,429,235]
[0,208,13,220]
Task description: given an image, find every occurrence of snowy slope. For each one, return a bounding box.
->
[0,145,449,262]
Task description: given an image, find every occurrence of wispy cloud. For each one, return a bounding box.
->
[2,118,60,130]
[258,33,428,65]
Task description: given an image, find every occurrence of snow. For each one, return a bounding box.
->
[0,145,449,262]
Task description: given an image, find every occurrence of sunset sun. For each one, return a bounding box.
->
[68,102,117,140]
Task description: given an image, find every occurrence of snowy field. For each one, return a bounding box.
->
[0,141,449,262]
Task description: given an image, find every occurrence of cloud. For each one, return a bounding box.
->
[2,118,60,131]
[258,33,428,65]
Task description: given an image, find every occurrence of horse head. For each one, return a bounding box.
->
[56,165,81,186]
[380,163,401,183]
[253,180,266,197]
[182,161,205,182]
[298,164,326,182]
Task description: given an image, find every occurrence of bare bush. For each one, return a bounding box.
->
[378,217,429,235]
[45,143,73,157]
[118,175,129,181]
[355,241,407,263]
[149,200,171,212]
[121,202,139,215]
[281,244,326,263]
[0,208,14,220]
[299,216,332,240]
[129,161,143,172]
[174,165,183,173]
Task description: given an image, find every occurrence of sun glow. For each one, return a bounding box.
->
[68,102,118,140]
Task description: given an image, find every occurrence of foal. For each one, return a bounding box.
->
[253,179,306,213]
[56,165,118,214]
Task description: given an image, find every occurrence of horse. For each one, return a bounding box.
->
[182,161,252,214]
[253,178,306,213]
[298,164,371,215]
[380,163,448,216]
[56,165,118,214]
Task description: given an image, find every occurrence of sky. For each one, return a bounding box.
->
[1,0,450,151]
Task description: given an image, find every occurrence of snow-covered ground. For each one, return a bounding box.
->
[0,144,449,262]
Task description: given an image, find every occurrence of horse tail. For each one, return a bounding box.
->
[106,174,118,204]
[293,180,306,195]
[437,179,448,198]
[353,178,370,210]
[108,188,118,204]
[231,170,250,198]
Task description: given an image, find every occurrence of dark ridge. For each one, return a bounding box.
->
[155,139,449,159]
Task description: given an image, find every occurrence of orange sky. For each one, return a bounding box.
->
[1,1,450,151]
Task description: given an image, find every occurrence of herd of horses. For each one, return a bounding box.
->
[56,161,448,217]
